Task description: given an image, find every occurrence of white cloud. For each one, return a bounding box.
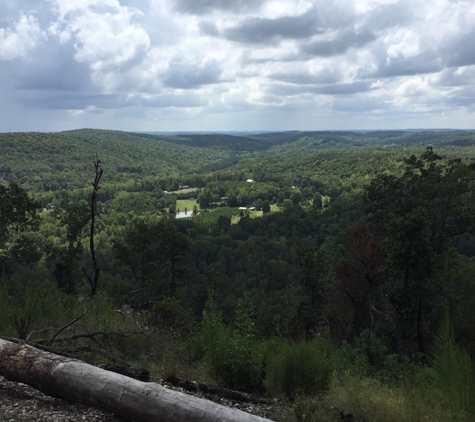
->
[0,15,45,60]
[48,0,150,89]
[2,0,475,130]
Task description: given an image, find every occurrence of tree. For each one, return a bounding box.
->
[333,226,387,345]
[83,156,103,296]
[47,202,90,294]
[113,220,189,307]
[296,245,329,339]
[290,192,301,205]
[362,148,475,355]
[0,183,40,274]
[0,182,39,248]
[197,189,215,208]
[262,200,270,214]
[312,193,322,211]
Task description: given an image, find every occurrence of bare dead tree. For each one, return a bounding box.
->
[83,156,103,296]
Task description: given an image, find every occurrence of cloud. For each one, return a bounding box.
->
[19,89,132,110]
[15,39,93,93]
[300,28,376,57]
[140,93,206,108]
[221,10,323,44]
[2,0,475,131]
[270,69,342,85]
[172,0,266,15]
[372,51,443,78]
[162,57,224,89]
[269,80,374,97]
[0,15,45,60]
[48,0,150,81]
[441,29,475,68]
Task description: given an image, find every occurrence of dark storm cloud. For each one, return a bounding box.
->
[221,10,323,44]
[163,57,224,89]
[300,28,376,57]
[172,0,266,15]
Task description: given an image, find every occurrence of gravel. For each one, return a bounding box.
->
[0,376,124,422]
[0,375,285,421]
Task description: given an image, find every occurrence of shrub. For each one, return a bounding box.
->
[200,291,265,392]
[423,314,475,415]
[265,337,334,398]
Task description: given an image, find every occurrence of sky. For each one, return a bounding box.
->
[1,0,475,132]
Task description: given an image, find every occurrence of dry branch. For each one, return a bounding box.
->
[47,309,86,345]
[83,156,103,296]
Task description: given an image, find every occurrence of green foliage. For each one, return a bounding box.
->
[200,291,265,391]
[200,206,241,224]
[5,129,475,419]
[328,375,457,422]
[262,200,271,213]
[265,337,334,398]
[362,147,475,354]
[113,219,189,306]
[0,182,39,247]
[423,314,475,414]
[292,395,339,422]
[147,297,192,335]
[45,202,90,293]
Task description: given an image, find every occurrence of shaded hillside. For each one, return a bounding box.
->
[0,129,234,193]
[151,133,275,151]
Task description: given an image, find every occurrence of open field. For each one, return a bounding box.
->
[176,199,198,211]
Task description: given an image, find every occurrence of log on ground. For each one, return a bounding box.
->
[0,338,273,422]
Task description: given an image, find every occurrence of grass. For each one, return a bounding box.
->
[176,199,198,211]
[250,210,264,218]
[327,375,466,422]
[231,215,241,224]
[201,207,241,224]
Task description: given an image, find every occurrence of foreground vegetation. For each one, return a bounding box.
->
[2,129,475,421]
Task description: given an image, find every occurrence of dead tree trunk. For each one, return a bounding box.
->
[0,339,272,422]
[83,156,103,296]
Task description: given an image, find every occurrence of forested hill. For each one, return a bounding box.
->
[3,128,475,421]
[2,127,475,197]
[148,129,475,152]
[0,129,234,193]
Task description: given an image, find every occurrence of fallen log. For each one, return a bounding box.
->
[0,338,273,422]
[163,375,270,404]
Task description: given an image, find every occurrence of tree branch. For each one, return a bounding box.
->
[47,309,86,346]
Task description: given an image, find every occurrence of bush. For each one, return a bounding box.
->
[200,291,265,392]
[265,337,334,398]
[328,375,454,422]
[422,314,475,415]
